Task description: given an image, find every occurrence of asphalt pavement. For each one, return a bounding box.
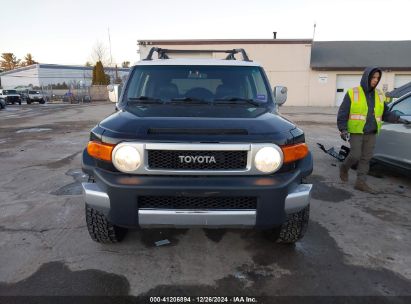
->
[0,103,410,302]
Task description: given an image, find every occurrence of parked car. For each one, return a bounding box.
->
[26,90,46,104]
[0,89,22,105]
[82,47,313,244]
[0,97,6,109]
[19,91,29,102]
[373,91,411,172]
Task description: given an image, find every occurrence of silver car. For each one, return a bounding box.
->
[373,92,411,172]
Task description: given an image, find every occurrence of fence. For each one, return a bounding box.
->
[41,85,109,103]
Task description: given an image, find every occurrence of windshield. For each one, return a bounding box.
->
[29,91,40,94]
[124,65,272,105]
[4,90,17,94]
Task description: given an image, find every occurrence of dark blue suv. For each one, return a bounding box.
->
[82,48,313,244]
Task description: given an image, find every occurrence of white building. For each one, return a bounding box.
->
[0,64,129,89]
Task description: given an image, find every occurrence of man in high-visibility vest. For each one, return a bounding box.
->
[337,67,410,194]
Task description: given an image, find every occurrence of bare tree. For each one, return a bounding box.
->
[122,61,130,68]
[90,41,110,66]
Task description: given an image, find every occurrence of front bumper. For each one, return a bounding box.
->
[82,152,313,229]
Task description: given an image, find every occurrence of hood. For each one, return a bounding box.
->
[98,107,297,145]
[360,66,382,92]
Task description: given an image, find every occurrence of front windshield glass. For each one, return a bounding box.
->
[124,65,272,105]
[29,91,40,94]
[4,90,17,94]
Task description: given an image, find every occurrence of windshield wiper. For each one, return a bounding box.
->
[213,97,261,106]
[128,96,164,104]
[169,97,210,104]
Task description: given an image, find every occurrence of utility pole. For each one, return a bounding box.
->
[313,22,317,41]
[108,26,114,83]
[108,27,113,67]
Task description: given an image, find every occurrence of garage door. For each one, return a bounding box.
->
[394,75,411,89]
[335,75,362,106]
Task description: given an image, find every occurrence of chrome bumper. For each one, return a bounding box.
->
[82,182,313,227]
[138,210,256,228]
[285,184,313,214]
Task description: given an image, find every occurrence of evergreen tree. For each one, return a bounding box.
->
[92,65,97,85]
[0,53,21,71]
[92,61,110,85]
[24,53,37,66]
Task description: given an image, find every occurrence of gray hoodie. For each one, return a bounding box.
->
[337,67,398,133]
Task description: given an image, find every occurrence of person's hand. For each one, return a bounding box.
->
[398,117,411,125]
[340,130,350,141]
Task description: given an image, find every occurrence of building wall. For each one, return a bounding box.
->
[309,70,411,106]
[38,67,93,87]
[139,42,411,107]
[139,42,312,106]
[0,66,41,89]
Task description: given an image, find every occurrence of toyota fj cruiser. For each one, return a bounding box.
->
[82,48,313,244]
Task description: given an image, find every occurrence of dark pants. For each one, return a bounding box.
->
[342,133,376,182]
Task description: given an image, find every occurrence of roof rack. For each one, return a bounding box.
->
[143,47,252,62]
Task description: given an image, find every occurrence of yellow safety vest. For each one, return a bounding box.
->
[347,86,385,134]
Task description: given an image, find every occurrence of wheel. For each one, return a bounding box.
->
[85,205,127,243]
[40,99,45,104]
[27,100,31,104]
[18,100,21,105]
[278,205,310,243]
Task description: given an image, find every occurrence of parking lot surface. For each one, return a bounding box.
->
[0,103,410,299]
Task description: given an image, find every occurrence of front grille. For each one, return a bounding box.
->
[6,96,19,102]
[148,150,247,170]
[139,196,257,210]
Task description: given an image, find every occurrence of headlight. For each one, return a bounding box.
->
[254,147,282,173]
[113,145,141,172]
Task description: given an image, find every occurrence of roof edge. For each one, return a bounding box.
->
[311,66,411,71]
[138,39,313,46]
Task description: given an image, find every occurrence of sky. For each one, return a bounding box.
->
[1,0,410,66]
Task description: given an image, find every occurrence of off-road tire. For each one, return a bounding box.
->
[27,100,31,104]
[278,205,310,243]
[86,205,127,243]
[40,99,45,104]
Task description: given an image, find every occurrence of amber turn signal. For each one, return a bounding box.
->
[281,143,309,163]
[87,141,115,162]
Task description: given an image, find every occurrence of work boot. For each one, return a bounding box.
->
[339,164,348,182]
[354,179,378,194]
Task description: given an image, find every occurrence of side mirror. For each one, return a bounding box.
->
[273,86,287,106]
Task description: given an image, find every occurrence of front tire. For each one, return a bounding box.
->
[85,206,127,243]
[278,205,310,243]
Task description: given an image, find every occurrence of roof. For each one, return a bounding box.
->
[0,63,129,76]
[386,81,411,98]
[138,39,313,45]
[311,41,411,70]
[135,58,261,67]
